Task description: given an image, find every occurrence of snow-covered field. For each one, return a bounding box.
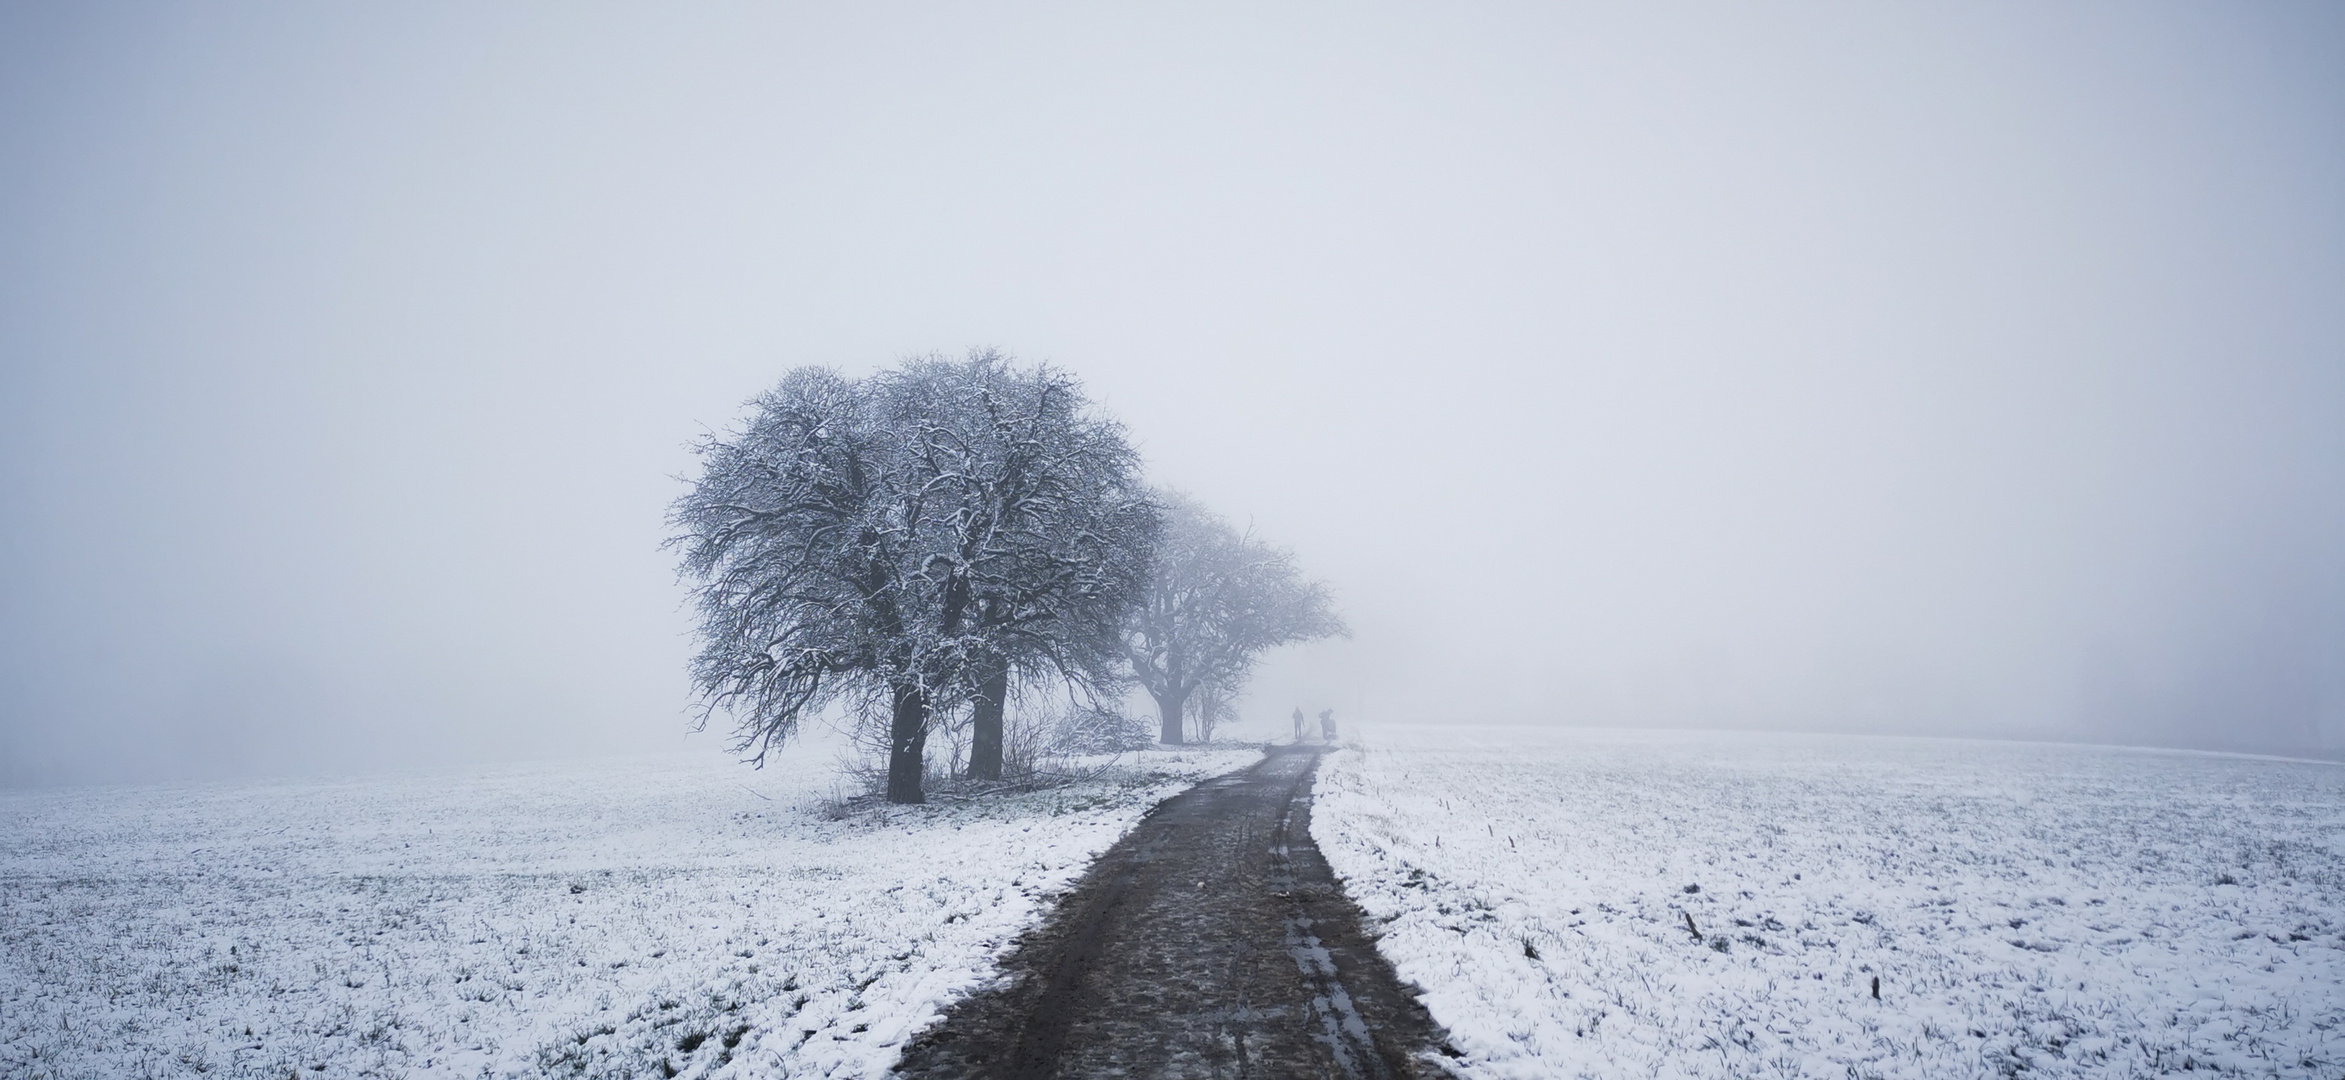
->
[0,744,1258,1079]
[1314,725,2345,1079]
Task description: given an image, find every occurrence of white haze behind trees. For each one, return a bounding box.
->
[2,4,2342,786]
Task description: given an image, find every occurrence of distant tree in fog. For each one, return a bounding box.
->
[1188,680,1237,743]
[669,352,1153,803]
[1122,493,1346,744]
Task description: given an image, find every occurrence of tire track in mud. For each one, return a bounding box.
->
[892,745,1454,1080]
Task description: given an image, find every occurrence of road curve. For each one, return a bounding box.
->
[893,745,1454,1080]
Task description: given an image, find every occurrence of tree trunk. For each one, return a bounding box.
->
[1154,688,1188,745]
[967,659,1010,781]
[886,683,929,804]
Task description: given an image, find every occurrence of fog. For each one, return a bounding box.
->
[3,3,2340,786]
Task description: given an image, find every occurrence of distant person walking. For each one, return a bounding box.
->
[1292,707,1306,743]
[1318,708,1336,743]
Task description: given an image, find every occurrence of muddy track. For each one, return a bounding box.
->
[893,745,1454,1080]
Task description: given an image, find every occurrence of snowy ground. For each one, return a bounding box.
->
[0,743,1259,1080]
[1312,725,2345,1079]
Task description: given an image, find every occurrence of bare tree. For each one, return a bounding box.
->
[668,353,1152,803]
[882,353,1154,781]
[1122,492,1347,744]
[1188,679,1236,743]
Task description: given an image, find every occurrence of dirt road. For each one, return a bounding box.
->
[893,745,1453,1080]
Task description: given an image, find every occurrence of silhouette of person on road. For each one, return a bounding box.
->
[1291,707,1305,743]
[1318,708,1336,743]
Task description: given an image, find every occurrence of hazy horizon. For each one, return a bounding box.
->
[5,2,2341,787]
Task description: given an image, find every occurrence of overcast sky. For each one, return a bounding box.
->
[3,2,2340,786]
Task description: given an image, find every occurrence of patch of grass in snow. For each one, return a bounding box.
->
[0,746,1257,1080]
[1313,725,2345,1080]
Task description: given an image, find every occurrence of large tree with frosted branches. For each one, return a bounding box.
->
[669,352,1153,802]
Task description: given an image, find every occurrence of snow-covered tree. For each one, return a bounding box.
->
[1122,493,1346,744]
[669,352,1152,802]
[884,354,1155,781]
